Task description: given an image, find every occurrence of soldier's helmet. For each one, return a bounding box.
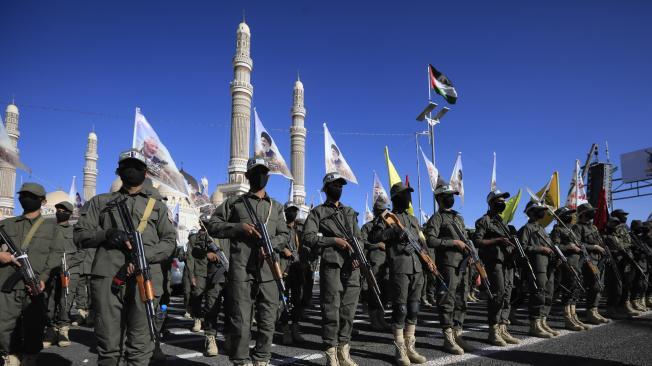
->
[390,182,414,199]
[576,203,596,217]
[246,158,270,172]
[554,206,575,218]
[486,190,510,203]
[322,172,347,190]
[524,200,547,215]
[17,182,47,198]
[118,149,147,166]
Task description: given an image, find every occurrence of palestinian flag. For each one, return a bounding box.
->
[429,64,458,104]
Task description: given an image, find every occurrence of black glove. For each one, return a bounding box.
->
[383,226,404,241]
[105,228,129,250]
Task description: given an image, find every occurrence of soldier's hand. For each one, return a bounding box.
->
[26,280,45,296]
[191,276,197,287]
[378,243,386,251]
[126,263,136,276]
[241,223,262,239]
[0,252,20,266]
[570,244,581,253]
[206,252,219,262]
[334,238,351,251]
[541,246,553,255]
[351,259,360,269]
[497,237,512,246]
[593,245,606,254]
[105,229,129,250]
[452,240,467,252]
[282,248,293,258]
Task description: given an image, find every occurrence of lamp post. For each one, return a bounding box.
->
[415,130,430,224]
[416,102,450,210]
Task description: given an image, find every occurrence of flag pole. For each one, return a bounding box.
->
[132,107,139,149]
[415,133,424,225]
[427,64,431,101]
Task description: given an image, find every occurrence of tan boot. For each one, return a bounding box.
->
[541,317,560,336]
[442,328,464,355]
[499,324,520,344]
[205,335,218,357]
[564,305,582,331]
[43,326,57,348]
[291,323,306,343]
[634,299,647,311]
[570,305,590,330]
[1,354,21,366]
[393,328,410,366]
[404,324,427,363]
[337,343,358,366]
[58,325,71,347]
[21,354,37,366]
[624,301,641,316]
[529,318,553,338]
[589,307,610,324]
[325,346,340,366]
[488,324,507,346]
[183,311,192,319]
[254,361,269,366]
[647,296,652,308]
[191,318,202,332]
[452,327,476,352]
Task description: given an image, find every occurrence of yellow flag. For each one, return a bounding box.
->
[384,146,414,215]
[534,172,560,227]
[500,189,522,224]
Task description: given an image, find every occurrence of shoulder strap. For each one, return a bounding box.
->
[22,216,45,250]
[137,198,157,234]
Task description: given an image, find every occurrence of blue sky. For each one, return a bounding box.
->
[1,0,650,227]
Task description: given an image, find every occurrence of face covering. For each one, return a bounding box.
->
[392,192,411,212]
[617,216,627,224]
[56,211,72,223]
[325,185,343,202]
[440,195,455,209]
[248,172,269,192]
[560,214,573,224]
[119,167,146,187]
[533,210,546,220]
[285,210,298,223]
[492,201,507,213]
[19,195,42,213]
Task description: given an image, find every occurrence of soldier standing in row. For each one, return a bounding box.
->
[303,172,361,366]
[424,182,473,355]
[361,199,390,331]
[630,220,650,311]
[603,216,639,319]
[74,150,177,366]
[73,201,96,327]
[208,158,289,366]
[369,182,427,366]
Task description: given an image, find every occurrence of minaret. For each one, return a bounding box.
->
[290,76,309,215]
[214,20,254,204]
[0,102,20,219]
[83,131,98,200]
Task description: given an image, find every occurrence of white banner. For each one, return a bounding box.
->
[324,123,357,183]
[419,145,439,192]
[450,152,464,204]
[254,109,293,180]
[620,148,652,183]
[0,117,29,172]
[133,108,190,197]
[364,194,373,223]
[566,159,588,209]
[373,171,390,204]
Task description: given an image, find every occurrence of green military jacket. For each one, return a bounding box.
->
[302,201,362,269]
[361,219,386,269]
[551,223,580,264]
[572,221,604,262]
[56,223,85,275]
[424,209,468,268]
[73,187,177,278]
[518,221,552,272]
[368,210,422,275]
[208,192,288,283]
[603,224,633,260]
[184,232,196,276]
[189,229,229,278]
[0,214,61,290]
[474,212,513,264]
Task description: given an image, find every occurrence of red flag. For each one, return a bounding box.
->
[405,175,410,187]
[594,188,608,232]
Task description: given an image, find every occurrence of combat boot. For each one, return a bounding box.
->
[76,308,88,326]
[58,326,71,347]
[633,298,646,311]
[325,346,340,366]
[586,307,607,324]
[405,324,427,363]
[564,305,583,331]
[291,323,306,343]
[453,327,476,352]
[191,318,202,332]
[183,311,192,319]
[393,328,410,366]
[541,317,560,336]
[529,318,553,338]
[442,328,464,355]
[254,361,269,366]
[647,296,652,308]
[1,354,21,366]
[624,301,641,316]
[337,343,358,366]
[205,335,218,357]
[499,324,520,344]
[488,324,507,346]
[570,305,590,330]
[21,354,37,366]
[43,326,57,348]
[281,324,293,345]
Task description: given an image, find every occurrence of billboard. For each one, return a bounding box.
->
[620,148,652,183]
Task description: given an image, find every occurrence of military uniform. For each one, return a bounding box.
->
[360,201,389,331]
[182,233,195,316]
[630,220,651,310]
[73,202,96,326]
[0,183,61,364]
[603,218,637,317]
[208,190,288,365]
[74,151,176,366]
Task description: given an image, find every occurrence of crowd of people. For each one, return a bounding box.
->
[0,149,650,366]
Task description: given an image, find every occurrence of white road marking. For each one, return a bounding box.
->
[168,352,204,359]
[271,353,324,365]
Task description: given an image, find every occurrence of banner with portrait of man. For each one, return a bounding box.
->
[133,107,190,197]
[253,108,293,180]
[323,123,358,184]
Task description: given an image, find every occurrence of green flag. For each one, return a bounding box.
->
[500,189,522,224]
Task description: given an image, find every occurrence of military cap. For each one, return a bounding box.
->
[486,190,510,203]
[246,157,270,172]
[576,203,596,216]
[524,200,547,214]
[434,184,459,196]
[607,216,620,225]
[611,209,629,216]
[118,149,147,166]
[284,202,299,210]
[322,172,347,187]
[55,201,74,212]
[554,206,575,217]
[390,182,414,198]
[17,182,46,197]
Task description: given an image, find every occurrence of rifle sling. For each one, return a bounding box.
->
[22,216,45,250]
[136,198,156,234]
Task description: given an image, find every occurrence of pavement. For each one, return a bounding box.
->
[39,295,652,366]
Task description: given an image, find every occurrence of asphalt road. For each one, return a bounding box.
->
[39,295,652,366]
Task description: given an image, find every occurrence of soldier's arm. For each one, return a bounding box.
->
[148,203,177,264]
[425,214,455,249]
[302,209,336,249]
[207,199,244,239]
[270,203,290,251]
[472,216,496,247]
[519,226,536,254]
[366,218,388,247]
[73,196,108,248]
[44,222,66,280]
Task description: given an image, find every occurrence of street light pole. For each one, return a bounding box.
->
[415,130,429,224]
[416,102,450,213]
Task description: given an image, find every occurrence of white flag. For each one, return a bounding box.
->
[566,159,588,209]
[254,109,293,180]
[324,123,358,184]
[450,152,464,204]
[420,208,430,223]
[288,180,294,204]
[490,152,497,192]
[133,108,190,197]
[364,194,373,223]
[0,117,29,172]
[68,176,77,204]
[372,171,390,204]
[419,145,439,192]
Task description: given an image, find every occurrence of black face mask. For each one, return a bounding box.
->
[247,173,269,192]
[616,216,627,224]
[392,192,411,212]
[119,167,146,187]
[325,185,343,202]
[532,210,546,220]
[560,214,573,224]
[492,201,507,214]
[19,195,42,213]
[56,211,72,223]
[285,210,298,223]
[440,195,455,210]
